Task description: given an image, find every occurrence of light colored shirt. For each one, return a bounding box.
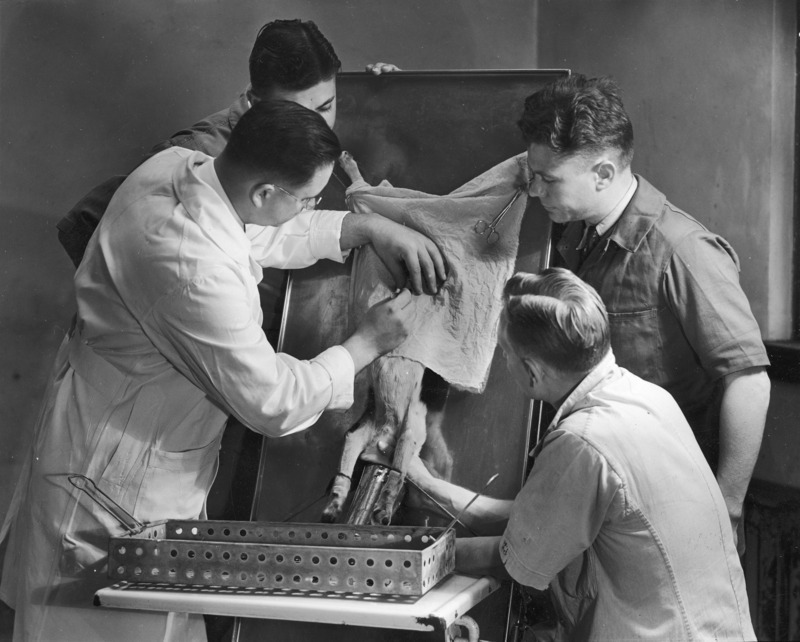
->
[500,352,755,641]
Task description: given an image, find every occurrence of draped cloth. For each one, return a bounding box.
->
[346,153,530,393]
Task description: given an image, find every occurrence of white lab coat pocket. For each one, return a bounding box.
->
[59,529,109,579]
[134,439,221,524]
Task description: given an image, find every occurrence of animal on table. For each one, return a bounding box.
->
[321,152,453,526]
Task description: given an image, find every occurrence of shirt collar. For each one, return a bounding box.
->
[594,175,638,237]
[606,175,667,253]
[529,350,618,456]
[173,151,251,267]
[194,157,243,228]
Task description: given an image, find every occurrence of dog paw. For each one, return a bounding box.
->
[339,151,364,183]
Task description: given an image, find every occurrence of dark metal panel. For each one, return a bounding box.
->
[238,70,567,642]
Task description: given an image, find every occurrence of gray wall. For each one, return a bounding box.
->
[0,0,796,521]
[536,0,795,340]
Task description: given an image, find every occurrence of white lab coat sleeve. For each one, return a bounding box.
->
[246,209,350,269]
[145,263,355,437]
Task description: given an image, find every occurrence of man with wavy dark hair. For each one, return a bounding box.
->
[248,19,342,103]
[519,74,770,554]
[409,268,756,640]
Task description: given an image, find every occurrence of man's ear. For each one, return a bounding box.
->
[252,183,274,209]
[523,356,544,388]
[593,158,617,190]
[245,88,259,108]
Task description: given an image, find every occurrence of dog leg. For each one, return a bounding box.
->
[372,396,428,526]
[321,413,375,523]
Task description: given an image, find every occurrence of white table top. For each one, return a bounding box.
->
[94,573,501,632]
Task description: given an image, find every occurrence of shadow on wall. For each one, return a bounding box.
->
[0,206,75,518]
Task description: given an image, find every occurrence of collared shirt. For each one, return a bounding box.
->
[594,174,637,237]
[576,176,638,254]
[500,352,755,641]
[555,175,769,457]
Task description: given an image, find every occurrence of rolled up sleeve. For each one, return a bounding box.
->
[500,429,619,590]
[665,233,769,380]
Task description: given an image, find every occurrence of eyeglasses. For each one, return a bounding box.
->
[273,184,322,211]
[473,188,525,245]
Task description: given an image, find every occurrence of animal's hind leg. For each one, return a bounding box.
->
[419,369,453,481]
[338,151,365,183]
[371,396,427,526]
[420,412,453,482]
[321,412,375,523]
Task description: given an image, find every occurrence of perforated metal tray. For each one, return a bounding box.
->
[108,520,455,596]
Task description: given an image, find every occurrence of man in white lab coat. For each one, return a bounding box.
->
[0,99,446,642]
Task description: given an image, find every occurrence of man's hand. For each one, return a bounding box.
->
[340,213,448,295]
[371,220,447,295]
[366,62,401,75]
[341,289,418,372]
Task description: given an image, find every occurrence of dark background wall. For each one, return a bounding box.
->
[0,0,795,533]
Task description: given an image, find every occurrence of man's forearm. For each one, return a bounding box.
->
[455,536,511,579]
[419,475,513,532]
[717,367,770,519]
[339,211,377,251]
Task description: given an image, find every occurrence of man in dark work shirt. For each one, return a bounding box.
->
[519,74,770,553]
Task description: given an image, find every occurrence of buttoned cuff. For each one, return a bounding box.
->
[308,209,350,263]
[499,535,552,591]
[311,344,355,410]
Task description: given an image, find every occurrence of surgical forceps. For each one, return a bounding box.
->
[473,187,525,245]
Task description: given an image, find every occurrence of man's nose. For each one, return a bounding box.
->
[527,177,544,198]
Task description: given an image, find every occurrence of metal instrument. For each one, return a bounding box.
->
[473,189,524,245]
[69,474,145,534]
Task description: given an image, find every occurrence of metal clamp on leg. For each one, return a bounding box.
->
[345,463,407,525]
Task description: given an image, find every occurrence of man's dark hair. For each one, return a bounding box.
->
[249,19,342,99]
[518,74,634,167]
[224,99,341,187]
[503,267,610,375]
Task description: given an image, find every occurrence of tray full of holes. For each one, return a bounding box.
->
[108,520,456,597]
